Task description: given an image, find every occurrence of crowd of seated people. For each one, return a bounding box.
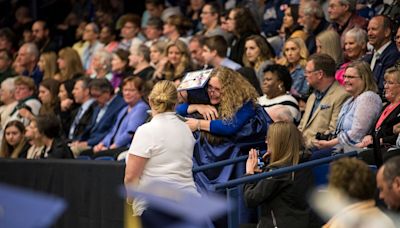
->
[1,0,400,226]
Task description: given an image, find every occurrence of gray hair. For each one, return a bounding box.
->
[384,66,400,83]
[267,105,294,123]
[136,44,151,63]
[93,49,112,71]
[1,77,16,93]
[23,42,39,60]
[339,0,357,12]
[345,27,368,47]
[302,1,325,19]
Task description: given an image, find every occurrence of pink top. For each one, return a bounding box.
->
[335,62,349,85]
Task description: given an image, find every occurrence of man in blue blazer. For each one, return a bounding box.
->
[70,79,126,156]
[363,15,400,97]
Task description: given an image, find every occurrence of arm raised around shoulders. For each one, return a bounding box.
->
[209,101,255,136]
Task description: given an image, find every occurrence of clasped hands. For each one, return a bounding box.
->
[186,104,218,132]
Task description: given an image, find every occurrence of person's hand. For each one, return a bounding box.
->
[69,141,89,151]
[93,143,106,153]
[394,123,400,134]
[185,118,199,132]
[77,141,88,148]
[154,57,169,79]
[158,56,168,67]
[194,104,218,120]
[61,98,73,111]
[357,135,373,148]
[109,144,117,150]
[313,139,335,149]
[18,108,34,120]
[246,149,261,175]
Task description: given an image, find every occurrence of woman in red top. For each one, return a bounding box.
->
[358,67,400,148]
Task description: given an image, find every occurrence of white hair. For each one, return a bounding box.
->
[1,77,16,93]
[267,105,293,123]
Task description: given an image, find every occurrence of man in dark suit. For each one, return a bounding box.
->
[70,79,126,155]
[68,77,97,142]
[363,15,400,96]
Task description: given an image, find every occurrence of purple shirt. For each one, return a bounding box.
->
[102,99,149,148]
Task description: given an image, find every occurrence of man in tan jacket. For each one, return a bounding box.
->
[299,54,350,149]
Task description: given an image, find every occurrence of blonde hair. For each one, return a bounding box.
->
[58,47,84,81]
[149,80,177,113]
[163,40,192,81]
[268,121,302,167]
[316,30,343,65]
[40,52,58,80]
[384,66,400,83]
[346,60,378,93]
[211,67,258,120]
[282,37,309,68]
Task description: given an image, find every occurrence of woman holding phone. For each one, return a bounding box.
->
[243,121,314,228]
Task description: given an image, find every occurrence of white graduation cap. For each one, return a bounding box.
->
[177,69,214,92]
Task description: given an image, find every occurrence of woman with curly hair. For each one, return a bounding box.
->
[157,40,193,82]
[57,47,84,82]
[243,35,275,85]
[177,67,259,136]
[278,37,309,98]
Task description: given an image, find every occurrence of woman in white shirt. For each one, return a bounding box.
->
[124,80,199,216]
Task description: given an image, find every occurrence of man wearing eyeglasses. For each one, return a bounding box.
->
[69,79,126,157]
[299,53,350,149]
[31,20,59,53]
